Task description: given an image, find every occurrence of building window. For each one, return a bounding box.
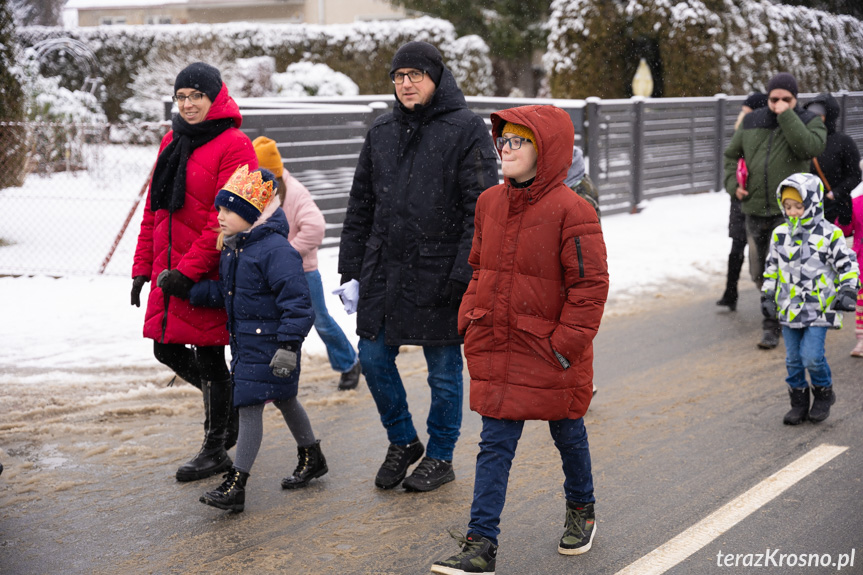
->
[99,16,127,25]
[146,15,172,24]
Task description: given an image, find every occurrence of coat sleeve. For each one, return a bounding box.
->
[762,235,781,298]
[458,193,485,335]
[550,199,609,362]
[835,134,862,197]
[262,243,316,343]
[188,278,225,308]
[339,133,375,277]
[285,174,326,260]
[829,227,859,292]
[177,134,258,282]
[451,119,499,285]
[723,128,744,196]
[132,135,172,279]
[779,111,827,160]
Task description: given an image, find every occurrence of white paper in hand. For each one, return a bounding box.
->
[332,279,360,314]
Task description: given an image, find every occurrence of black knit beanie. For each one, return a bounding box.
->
[390,41,444,86]
[174,62,223,102]
[766,72,798,97]
[743,92,768,110]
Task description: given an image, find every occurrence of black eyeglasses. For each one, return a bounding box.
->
[769,96,794,104]
[496,136,532,151]
[392,70,426,85]
[172,92,206,103]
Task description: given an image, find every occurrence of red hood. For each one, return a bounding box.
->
[206,83,243,128]
[491,105,574,197]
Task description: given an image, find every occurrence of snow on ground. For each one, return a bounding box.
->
[0,190,732,380]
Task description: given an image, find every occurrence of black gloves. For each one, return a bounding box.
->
[157,269,194,299]
[270,342,300,377]
[835,287,858,312]
[761,294,777,319]
[131,275,149,307]
[443,280,468,309]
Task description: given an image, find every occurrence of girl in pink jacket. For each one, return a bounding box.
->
[836,161,863,357]
[253,137,361,388]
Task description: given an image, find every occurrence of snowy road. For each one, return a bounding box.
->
[1,281,862,574]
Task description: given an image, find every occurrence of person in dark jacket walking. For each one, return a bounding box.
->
[188,166,321,512]
[723,72,826,349]
[131,62,257,482]
[432,105,608,574]
[804,93,861,227]
[338,41,499,493]
[717,91,768,312]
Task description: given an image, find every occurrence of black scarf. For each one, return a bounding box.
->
[150,115,235,212]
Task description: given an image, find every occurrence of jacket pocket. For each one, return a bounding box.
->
[415,241,459,307]
[235,320,280,364]
[515,314,563,370]
[573,237,585,278]
[359,235,385,299]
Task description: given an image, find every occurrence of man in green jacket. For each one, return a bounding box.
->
[723,72,826,349]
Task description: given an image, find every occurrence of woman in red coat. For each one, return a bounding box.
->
[433,105,609,575]
[131,62,257,482]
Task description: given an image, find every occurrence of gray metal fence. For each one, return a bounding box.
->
[2,92,861,276]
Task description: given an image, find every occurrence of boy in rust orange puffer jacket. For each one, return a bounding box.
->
[432,105,609,575]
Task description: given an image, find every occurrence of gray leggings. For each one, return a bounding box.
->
[233,397,316,474]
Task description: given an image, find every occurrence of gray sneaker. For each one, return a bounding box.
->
[431,530,497,574]
[558,501,596,555]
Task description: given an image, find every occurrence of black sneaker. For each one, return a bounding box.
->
[431,530,497,574]
[558,501,596,555]
[375,437,424,489]
[338,361,362,391]
[404,456,455,492]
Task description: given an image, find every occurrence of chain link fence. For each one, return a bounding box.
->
[0,121,162,277]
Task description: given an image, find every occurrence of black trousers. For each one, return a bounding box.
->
[152,342,230,388]
[744,213,785,332]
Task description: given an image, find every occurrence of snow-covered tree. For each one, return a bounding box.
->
[0,0,26,189]
[10,0,61,26]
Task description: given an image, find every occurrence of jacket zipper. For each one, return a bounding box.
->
[764,129,776,213]
[160,211,173,343]
[574,237,585,278]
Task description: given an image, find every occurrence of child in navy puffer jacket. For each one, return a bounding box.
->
[188,165,324,513]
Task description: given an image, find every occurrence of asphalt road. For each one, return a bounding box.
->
[2,281,861,574]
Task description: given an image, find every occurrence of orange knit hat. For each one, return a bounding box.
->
[501,122,536,150]
[252,136,284,178]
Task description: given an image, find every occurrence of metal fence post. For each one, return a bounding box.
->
[715,93,727,193]
[585,97,600,194]
[631,97,644,212]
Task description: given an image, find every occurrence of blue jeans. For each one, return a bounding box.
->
[357,325,463,461]
[468,416,594,545]
[781,325,832,389]
[305,270,357,373]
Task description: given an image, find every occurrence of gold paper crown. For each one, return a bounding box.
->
[221,164,274,213]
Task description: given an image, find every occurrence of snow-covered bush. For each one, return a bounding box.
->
[17,49,106,123]
[545,0,863,98]
[272,61,359,97]
[15,16,495,121]
[234,56,276,97]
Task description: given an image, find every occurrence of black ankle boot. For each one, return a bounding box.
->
[281,440,328,489]
[808,386,835,423]
[716,286,738,311]
[176,378,234,482]
[200,467,249,512]
[783,387,810,425]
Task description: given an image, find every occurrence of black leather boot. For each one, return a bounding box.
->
[808,386,835,423]
[716,252,744,311]
[224,408,239,451]
[176,378,233,482]
[200,467,249,512]
[281,440,329,489]
[783,387,810,425]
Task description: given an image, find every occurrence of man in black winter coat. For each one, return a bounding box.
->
[338,41,499,493]
[805,93,862,227]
